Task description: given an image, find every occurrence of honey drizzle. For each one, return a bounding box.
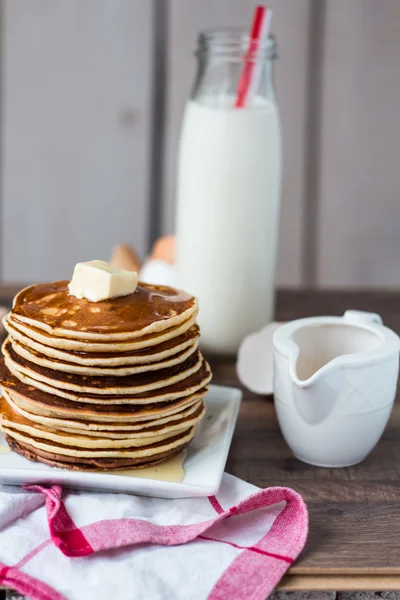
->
[109,450,186,482]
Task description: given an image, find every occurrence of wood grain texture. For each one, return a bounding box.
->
[317,0,400,288]
[1,0,154,282]
[208,288,400,576]
[279,575,400,591]
[162,0,311,286]
[220,394,400,572]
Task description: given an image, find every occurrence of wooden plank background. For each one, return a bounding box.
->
[1,0,154,282]
[0,0,399,288]
[317,0,400,288]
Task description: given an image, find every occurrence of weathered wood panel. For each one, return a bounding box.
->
[317,0,400,287]
[1,0,154,282]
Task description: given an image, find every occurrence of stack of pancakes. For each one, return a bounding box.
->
[0,281,211,471]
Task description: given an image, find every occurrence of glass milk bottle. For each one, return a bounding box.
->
[175,30,281,354]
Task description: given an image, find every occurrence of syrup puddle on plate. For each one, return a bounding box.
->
[108,450,186,483]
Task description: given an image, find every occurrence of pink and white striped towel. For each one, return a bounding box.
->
[0,473,308,600]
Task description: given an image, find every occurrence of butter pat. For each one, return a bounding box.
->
[68,260,138,302]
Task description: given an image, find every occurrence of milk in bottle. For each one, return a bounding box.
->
[176,31,281,354]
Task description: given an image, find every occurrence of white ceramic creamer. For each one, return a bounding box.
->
[273,310,400,468]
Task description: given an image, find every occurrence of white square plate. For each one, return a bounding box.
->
[0,385,241,499]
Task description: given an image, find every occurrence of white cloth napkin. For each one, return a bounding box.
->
[0,473,308,600]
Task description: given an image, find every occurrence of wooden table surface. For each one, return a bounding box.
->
[1,287,400,593]
[207,289,400,591]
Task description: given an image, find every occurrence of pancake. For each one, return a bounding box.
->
[7,363,211,406]
[8,337,199,376]
[35,404,205,438]
[4,342,204,395]
[5,313,198,352]
[7,437,186,471]
[5,319,200,366]
[1,400,204,449]
[1,276,212,473]
[56,417,200,438]
[11,281,198,340]
[2,420,193,449]
[0,397,205,446]
[1,358,211,408]
[2,388,205,432]
[5,385,208,422]
[1,425,196,458]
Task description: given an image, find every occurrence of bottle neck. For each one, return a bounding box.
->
[191,29,277,108]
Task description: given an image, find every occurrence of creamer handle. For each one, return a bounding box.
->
[343,310,383,326]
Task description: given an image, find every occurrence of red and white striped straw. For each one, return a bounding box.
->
[235,5,273,109]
